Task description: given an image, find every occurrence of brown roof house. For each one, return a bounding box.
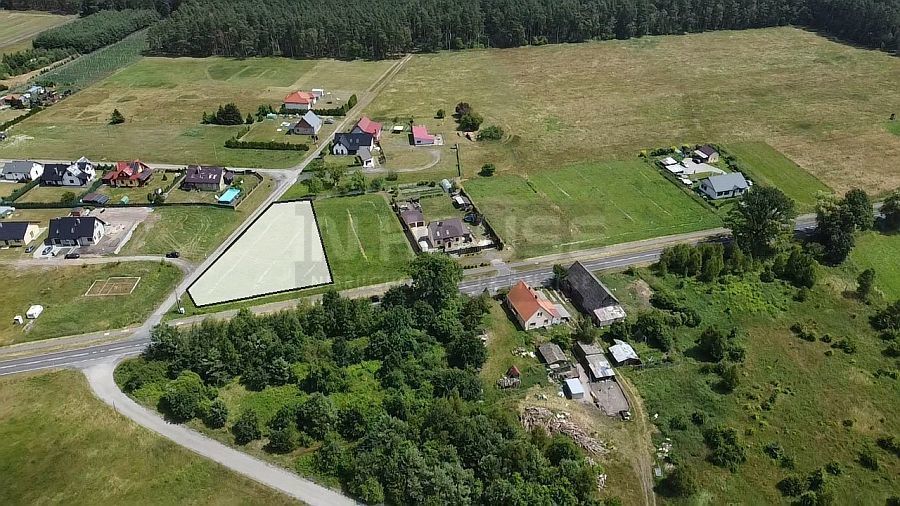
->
[426,218,472,252]
[562,261,627,326]
[506,280,563,330]
[182,166,227,192]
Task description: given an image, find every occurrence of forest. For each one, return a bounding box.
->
[0,0,179,15]
[32,9,159,54]
[117,254,609,505]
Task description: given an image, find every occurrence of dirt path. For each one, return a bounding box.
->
[617,375,658,506]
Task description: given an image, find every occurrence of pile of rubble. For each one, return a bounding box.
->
[520,406,609,456]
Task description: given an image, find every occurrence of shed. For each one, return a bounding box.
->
[609,339,641,366]
[26,305,43,319]
[440,179,452,192]
[564,378,585,399]
[537,342,568,366]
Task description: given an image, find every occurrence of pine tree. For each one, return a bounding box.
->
[109,108,125,125]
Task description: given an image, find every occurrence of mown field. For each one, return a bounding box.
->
[0,10,74,54]
[0,262,181,346]
[850,232,900,299]
[0,370,292,505]
[600,265,900,504]
[727,141,832,213]
[367,27,900,194]
[0,56,393,167]
[465,160,722,258]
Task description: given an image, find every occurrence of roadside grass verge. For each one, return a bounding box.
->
[0,261,181,346]
[465,159,722,258]
[727,141,832,212]
[0,370,293,504]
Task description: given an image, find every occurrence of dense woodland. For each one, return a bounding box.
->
[33,9,158,54]
[0,0,179,15]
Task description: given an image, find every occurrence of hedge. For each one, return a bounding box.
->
[224,139,309,151]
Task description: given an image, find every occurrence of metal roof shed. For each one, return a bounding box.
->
[564,378,585,399]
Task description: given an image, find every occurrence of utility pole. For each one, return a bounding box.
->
[455,143,461,178]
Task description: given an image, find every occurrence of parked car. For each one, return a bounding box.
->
[41,246,53,256]
[165,251,180,258]
[64,253,80,259]
[25,245,35,253]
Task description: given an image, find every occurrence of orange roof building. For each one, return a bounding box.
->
[506,280,565,330]
[283,91,317,110]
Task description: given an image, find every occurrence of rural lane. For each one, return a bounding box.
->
[0,254,193,274]
[83,361,358,506]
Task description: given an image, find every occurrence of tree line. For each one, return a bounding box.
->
[1,0,180,15]
[33,9,159,54]
[118,254,609,505]
[142,0,898,59]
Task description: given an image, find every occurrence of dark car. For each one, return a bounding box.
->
[165,251,180,259]
[64,252,80,259]
[25,245,36,253]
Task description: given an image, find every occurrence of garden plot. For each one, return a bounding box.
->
[187,200,331,306]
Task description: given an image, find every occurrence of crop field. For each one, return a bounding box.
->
[0,262,181,346]
[601,267,900,504]
[314,194,413,289]
[0,56,393,167]
[727,142,832,212]
[0,10,74,54]
[465,160,722,258]
[850,232,900,299]
[0,370,292,505]
[367,27,900,195]
[36,30,147,90]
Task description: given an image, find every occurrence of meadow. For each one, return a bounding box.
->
[726,142,832,212]
[367,27,900,195]
[0,370,292,505]
[600,266,900,504]
[36,30,147,90]
[465,160,723,258]
[850,232,900,299]
[0,10,74,54]
[0,56,393,167]
[0,261,181,346]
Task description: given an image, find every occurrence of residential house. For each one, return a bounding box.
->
[332,132,374,156]
[289,111,323,136]
[0,221,40,247]
[45,216,106,247]
[693,145,720,163]
[2,160,43,182]
[2,94,28,108]
[506,280,563,330]
[102,160,154,188]
[700,172,749,200]
[562,261,627,326]
[426,218,472,252]
[609,339,641,366]
[574,342,615,381]
[412,125,435,146]
[41,157,96,187]
[353,116,382,140]
[182,166,226,192]
[358,146,375,168]
[282,91,317,111]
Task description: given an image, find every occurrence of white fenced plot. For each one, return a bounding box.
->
[187,200,332,307]
[85,277,141,296]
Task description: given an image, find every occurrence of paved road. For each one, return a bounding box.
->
[84,362,357,506]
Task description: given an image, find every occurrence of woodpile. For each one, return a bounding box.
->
[520,406,609,456]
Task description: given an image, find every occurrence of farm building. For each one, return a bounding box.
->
[506,280,564,330]
[564,378,585,400]
[694,145,720,163]
[41,157,96,187]
[182,166,227,192]
[412,125,435,145]
[102,160,154,188]
[353,116,383,140]
[562,261,627,326]
[574,342,615,381]
[0,221,40,247]
[2,160,43,182]
[609,339,641,366]
[283,91,317,111]
[289,111,322,135]
[45,216,106,247]
[700,173,749,200]
[332,132,374,156]
[426,218,472,252]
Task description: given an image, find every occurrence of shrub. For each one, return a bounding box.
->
[109,108,125,125]
[659,466,698,497]
[824,461,842,476]
[764,442,784,460]
[114,358,167,393]
[458,111,483,131]
[831,337,857,354]
[859,446,879,470]
[477,125,504,140]
[690,411,706,426]
[224,138,310,151]
[876,435,900,457]
[436,108,445,119]
[232,409,261,445]
[203,398,229,429]
[479,163,496,177]
[777,475,805,496]
[703,426,747,471]
[668,415,688,431]
[161,371,208,422]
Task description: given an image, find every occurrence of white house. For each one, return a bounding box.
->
[0,221,40,247]
[332,132,374,156]
[283,91,317,111]
[2,160,43,182]
[41,157,96,187]
[506,280,564,330]
[700,173,749,200]
[45,216,106,247]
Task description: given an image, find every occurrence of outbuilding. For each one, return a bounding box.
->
[564,378,585,399]
[26,305,43,319]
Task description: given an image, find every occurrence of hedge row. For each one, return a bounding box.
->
[224,138,309,151]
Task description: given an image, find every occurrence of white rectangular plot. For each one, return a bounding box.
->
[188,200,332,307]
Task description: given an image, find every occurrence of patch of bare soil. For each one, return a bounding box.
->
[631,279,653,307]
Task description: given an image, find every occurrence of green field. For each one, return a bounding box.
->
[0,262,181,346]
[601,267,900,504]
[0,56,393,167]
[0,370,292,505]
[367,27,900,195]
[15,183,86,203]
[0,10,74,54]
[727,142,832,211]
[850,232,900,299]
[888,121,900,137]
[465,160,722,258]
[314,194,414,289]
[122,176,273,261]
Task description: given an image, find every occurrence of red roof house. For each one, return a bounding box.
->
[102,160,154,188]
[411,125,435,146]
[283,91,317,110]
[353,116,383,140]
[506,280,562,330]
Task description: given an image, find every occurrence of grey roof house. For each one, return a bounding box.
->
[182,166,226,192]
[700,172,749,200]
[0,221,40,247]
[2,160,43,182]
[289,111,323,136]
[332,132,374,156]
[426,218,472,252]
[562,261,627,326]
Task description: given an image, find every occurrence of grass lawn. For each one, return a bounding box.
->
[417,193,458,220]
[367,27,900,194]
[314,193,414,289]
[888,121,900,137]
[726,141,831,211]
[0,261,181,346]
[98,179,170,203]
[121,176,273,261]
[0,10,74,54]
[15,184,87,204]
[465,160,722,258]
[599,268,900,504]
[0,107,26,123]
[849,231,900,299]
[0,370,292,505]
[0,181,25,199]
[0,56,393,168]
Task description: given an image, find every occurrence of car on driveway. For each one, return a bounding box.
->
[64,253,80,259]
[165,251,180,258]
[41,246,53,256]
[25,245,36,253]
